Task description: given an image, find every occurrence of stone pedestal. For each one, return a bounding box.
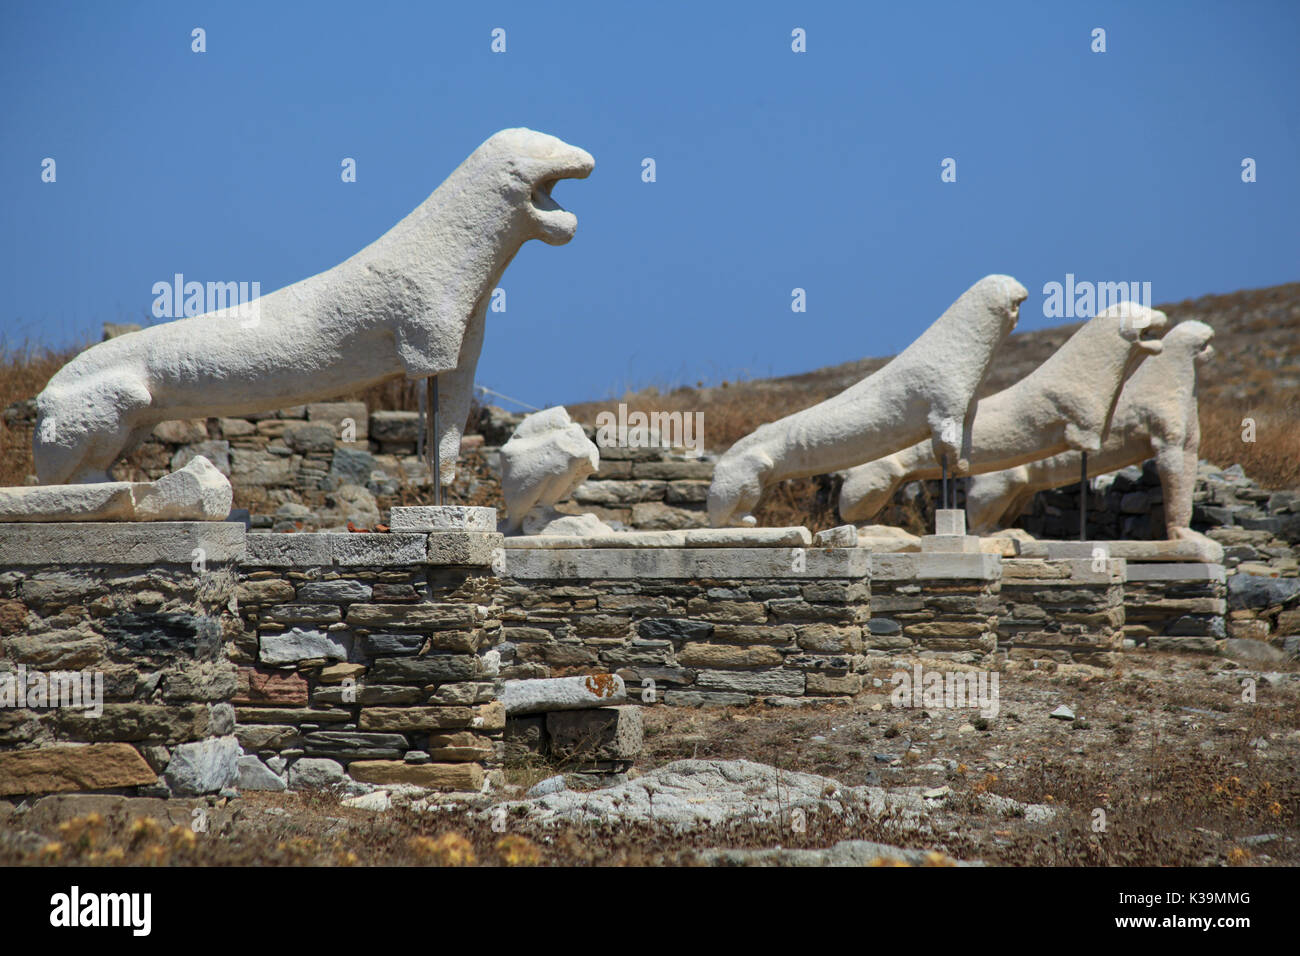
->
[997,558,1126,665]
[0,514,508,798]
[388,505,497,533]
[235,520,504,793]
[867,552,1002,658]
[1124,563,1226,651]
[497,546,871,706]
[922,510,982,553]
[0,522,245,798]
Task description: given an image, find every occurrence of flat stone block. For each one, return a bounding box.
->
[1003,558,1124,585]
[0,743,158,796]
[0,521,245,566]
[503,531,688,549]
[502,547,871,580]
[390,506,497,533]
[1124,562,1226,583]
[870,552,1001,582]
[347,760,483,790]
[245,532,331,567]
[426,531,502,567]
[502,674,627,715]
[260,628,350,666]
[682,527,812,548]
[663,690,752,707]
[695,668,804,695]
[329,532,427,566]
[546,705,643,761]
[920,534,982,553]
[359,706,475,731]
[1018,538,1224,564]
[934,509,966,536]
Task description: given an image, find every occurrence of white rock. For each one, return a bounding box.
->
[260,628,349,665]
[237,754,287,792]
[839,302,1169,522]
[813,524,858,547]
[484,758,981,832]
[133,455,233,520]
[500,406,601,533]
[856,524,922,552]
[342,790,392,811]
[32,128,593,484]
[521,509,612,537]
[965,320,1214,537]
[1049,705,1076,721]
[0,455,231,522]
[287,757,347,790]
[707,275,1026,526]
[526,774,567,798]
[163,736,240,795]
[502,674,627,715]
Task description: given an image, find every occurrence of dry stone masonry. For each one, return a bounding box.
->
[0,522,244,797]
[497,545,872,706]
[232,517,504,793]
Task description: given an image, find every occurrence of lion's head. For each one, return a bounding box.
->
[1165,319,1216,365]
[473,128,595,246]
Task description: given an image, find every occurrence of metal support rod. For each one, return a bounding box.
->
[415,383,425,461]
[941,454,949,514]
[427,376,441,507]
[1079,451,1088,542]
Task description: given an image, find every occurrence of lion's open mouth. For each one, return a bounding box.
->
[531,177,564,213]
[1134,322,1164,354]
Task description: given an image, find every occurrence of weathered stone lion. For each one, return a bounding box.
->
[499,406,602,535]
[34,128,594,484]
[838,302,1168,522]
[706,275,1027,527]
[965,320,1214,537]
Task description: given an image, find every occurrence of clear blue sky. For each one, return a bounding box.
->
[2,1,1296,409]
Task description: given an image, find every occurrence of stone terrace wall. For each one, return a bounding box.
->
[997,558,1125,666]
[1125,563,1227,652]
[232,529,504,793]
[0,519,506,799]
[83,402,495,533]
[498,548,872,706]
[0,523,243,797]
[572,444,714,531]
[867,553,1002,662]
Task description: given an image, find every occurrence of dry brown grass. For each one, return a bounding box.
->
[0,341,82,486]
[1199,398,1300,489]
[568,380,840,455]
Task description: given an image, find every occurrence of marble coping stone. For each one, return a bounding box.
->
[244,531,501,568]
[501,546,870,580]
[1002,557,1126,585]
[868,551,1002,582]
[1124,562,1226,583]
[1015,538,1223,564]
[0,521,246,565]
[920,534,983,553]
[389,505,497,533]
[503,526,812,550]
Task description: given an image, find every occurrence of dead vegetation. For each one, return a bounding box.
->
[3,649,1293,868]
